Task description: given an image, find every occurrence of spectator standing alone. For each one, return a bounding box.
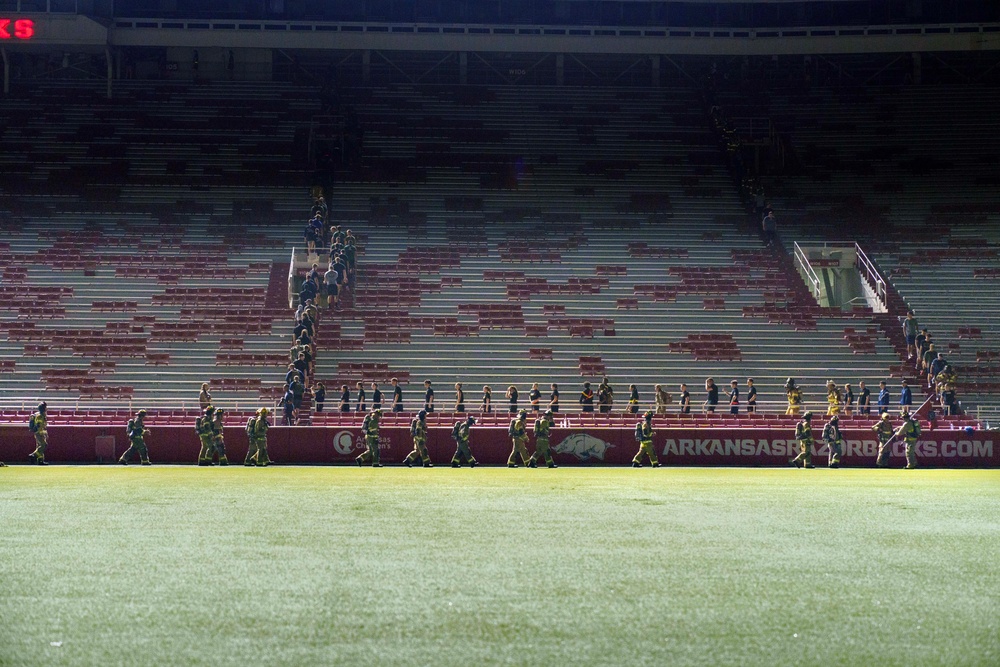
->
[654,384,672,415]
[199,383,212,411]
[505,385,519,414]
[355,381,366,413]
[704,378,719,413]
[761,210,777,247]
[313,382,326,413]
[746,378,757,413]
[423,380,435,412]
[626,384,640,414]
[529,382,541,412]
[877,381,890,413]
[281,384,296,425]
[727,380,739,415]
[899,380,912,409]
[858,381,871,416]
[390,377,403,412]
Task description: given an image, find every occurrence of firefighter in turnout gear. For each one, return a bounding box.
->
[790,411,815,468]
[826,380,842,416]
[28,402,49,465]
[210,408,229,466]
[822,414,843,468]
[403,410,432,468]
[877,409,922,469]
[632,411,659,468]
[873,412,894,468]
[450,416,478,468]
[119,410,151,465]
[507,410,531,468]
[529,410,557,468]
[197,406,216,465]
[898,410,922,469]
[356,409,383,467]
[785,378,804,416]
[245,407,270,466]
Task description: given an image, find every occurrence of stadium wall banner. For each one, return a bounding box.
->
[0,425,996,467]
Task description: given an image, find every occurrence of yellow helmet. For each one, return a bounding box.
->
[258,407,269,416]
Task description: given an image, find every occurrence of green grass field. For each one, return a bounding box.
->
[1,466,998,666]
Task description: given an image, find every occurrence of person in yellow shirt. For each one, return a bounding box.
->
[785,378,803,416]
[826,380,842,416]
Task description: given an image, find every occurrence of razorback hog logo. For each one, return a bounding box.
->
[554,434,614,461]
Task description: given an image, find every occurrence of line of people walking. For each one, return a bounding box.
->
[790,406,923,470]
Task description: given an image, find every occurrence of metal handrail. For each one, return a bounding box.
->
[855,243,887,307]
[793,241,822,301]
[287,246,298,308]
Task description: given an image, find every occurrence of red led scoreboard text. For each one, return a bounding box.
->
[0,18,35,40]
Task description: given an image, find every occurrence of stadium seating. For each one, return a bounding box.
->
[0,81,318,413]
[308,83,918,418]
[733,84,1000,418]
[0,79,984,429]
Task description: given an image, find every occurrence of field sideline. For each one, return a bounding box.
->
[1,467,997,666]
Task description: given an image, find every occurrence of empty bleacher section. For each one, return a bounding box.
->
[0,77,981,433]
[740,84,1000,419]
[306,83,915,424]
[0,81,321,414]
